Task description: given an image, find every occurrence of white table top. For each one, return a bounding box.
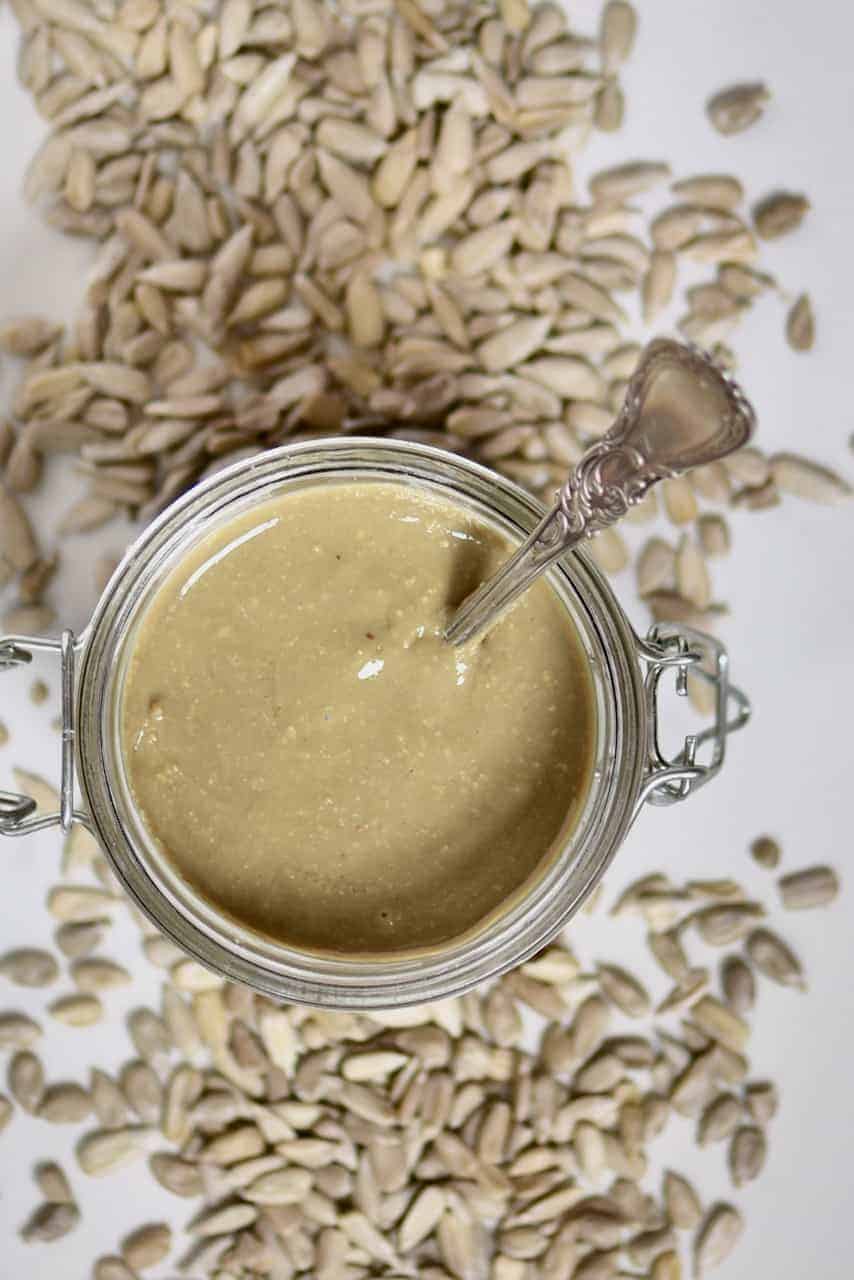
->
[0,1,851,1276]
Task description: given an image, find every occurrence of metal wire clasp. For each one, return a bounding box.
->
[0,630,85,836]
[635,623,751,811]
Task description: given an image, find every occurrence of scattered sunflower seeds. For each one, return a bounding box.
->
[672,174,744,209]
[48,993,104,1027]
[694,902,765,946]
[746,928,806,989]
[55,921,110,959]
[597,963,651,1017]
[37,1082,92,1124]
[20,1200,80,1243]
[691,996,750,1052]
[600,1,638,73]
[93,1257,136,1280]
[8,1050,45,1113]
[663,1168,703,1230]
[34,1161,74,1204]
[745,1080,779,1126]
[77,1128,151,1177]
[71,958,131,991]
[694,1203,743,1273]
[778,865,839,910]
[0,947,59,988]
[749,835,781,869]
[721,956,756,1016]
[785,293,815,351]
[770,453,851,504]
[697,514,730,558]
[697,1093,742,1146]
[706,82,770,135]
[0,1010,42,1050]
[47,886,116,923]
[29,678,49,705]
[753,190,810,240]
[12,768,59,814]
[121,1222,172,1271]
[728,1124,766,1187]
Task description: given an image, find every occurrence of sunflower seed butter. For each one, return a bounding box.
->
[121,482,596,955]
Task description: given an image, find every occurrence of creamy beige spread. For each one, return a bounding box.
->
[120,481,596,955]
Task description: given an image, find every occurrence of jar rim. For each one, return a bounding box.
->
[76,439,647,1007]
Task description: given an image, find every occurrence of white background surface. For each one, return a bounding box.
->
[0,1,852,1276]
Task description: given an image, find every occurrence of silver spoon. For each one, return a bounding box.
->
[445,338,756,647]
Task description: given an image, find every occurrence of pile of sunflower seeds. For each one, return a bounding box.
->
[0,773,840,1277]
[0,0,849,639]
[0,2,849,1276]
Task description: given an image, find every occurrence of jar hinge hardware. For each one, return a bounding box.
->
[0,630,89,836]
[635,622,751,811]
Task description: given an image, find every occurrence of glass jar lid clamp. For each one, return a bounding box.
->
[0,629,83,834]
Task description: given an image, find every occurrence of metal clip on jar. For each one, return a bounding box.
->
[0,440,749,1009]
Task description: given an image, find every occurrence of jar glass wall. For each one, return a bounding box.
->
[75,440,649,1007]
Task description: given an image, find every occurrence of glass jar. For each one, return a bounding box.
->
[0,440,749,1008]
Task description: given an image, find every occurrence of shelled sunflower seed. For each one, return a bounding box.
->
[706,82,769,135]
[721,956,756,1016]
[694,1202,743,1274]
[778,865,839,910]
[29,679,49,705]
[749,834,780,869]
[0,947,59,988]
[728,1124,766,1187]
[0,0,848,643]
[753,190,810,240]
[34,1160,74,1205]
[37,1082,93,1124]
[48,993,104,1027]
[786,293,815,351]
[19,1199,80,1243]
[8,1050,45,1113]
[121,1221,172,1271]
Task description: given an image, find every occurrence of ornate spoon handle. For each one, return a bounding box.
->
[445,339,756,647]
